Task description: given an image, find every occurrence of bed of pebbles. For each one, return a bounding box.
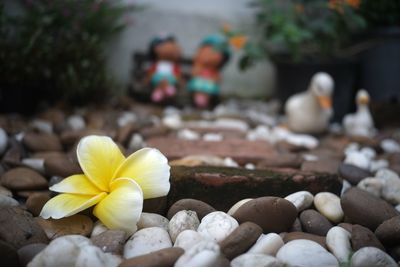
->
[0,98,399,267]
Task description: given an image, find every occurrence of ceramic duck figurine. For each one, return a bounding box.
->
[285,72,334,134]
[343,89,376,137]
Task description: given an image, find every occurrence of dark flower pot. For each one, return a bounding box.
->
[275,59,357,122]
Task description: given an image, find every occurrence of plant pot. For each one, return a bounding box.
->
[275,59,357,122]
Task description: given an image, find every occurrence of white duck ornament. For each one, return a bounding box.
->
[343,89,376,138]
[285,72,334,134]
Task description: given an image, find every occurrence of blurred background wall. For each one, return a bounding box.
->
[106,0,275,99]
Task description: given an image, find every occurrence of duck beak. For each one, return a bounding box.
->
[317,95,332,109]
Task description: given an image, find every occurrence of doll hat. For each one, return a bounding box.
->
[200,34,231,57]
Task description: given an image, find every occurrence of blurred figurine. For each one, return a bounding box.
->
[285,72,334,134]
[188,35,231,108]
[147,34,182,103]
[343,89,376,137]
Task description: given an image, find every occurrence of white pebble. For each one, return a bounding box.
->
[285,134,319,150]
[231,253,285,267]
[326,226,352,263]
[350,247,398,267]
[381,139,400,153]
[67,115,86,131]
[123,227,172,259]
[128,133,146,150]
[177,129,200,140]
[90,221,108,237]
[162,114,183,129]
[203,133,223,142]
[169,210,200,243]
[285,191,314,212]
[0,185,12,197]
[341,179,352,196]
[31,119,53,134]
[245,163,256,170]
[247,233,284,256]
[0,194,19,207]
[360,147,376,160]
[174,229,204,251]
[369,159,389,173]
[214,118,249,132]
[137,212,169,231]
[227,199,253,216]
[0,128,8,155]
[223,157,239,167]
[22,158,45,174]
[74,244,122,267]
[117,112,137,127]
[314,192,344,223]
[197,211,238,244]
[357,177,383,198]
[174,240,221,267]
[376,168,400,205]
[344,151,371,170]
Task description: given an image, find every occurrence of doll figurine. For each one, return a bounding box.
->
[147,34,182,103]
[188,34,231,108]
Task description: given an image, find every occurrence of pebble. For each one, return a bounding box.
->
[284,191,314,212]
[22,158,45,174]
[381,139,400,153]
[203,133,223,142]
[220,222,263,260]
[350,247,398,267]
[370,159,389,172]
[197,211,238,244]
[123,227,172,259]
[174,230,204,251]
[0,127,8,155]
[227,198,253,216]
[326,226,352,263]
[231,253,285,267]
[117,112,137,128]
[0,207,48,249]
[91,221,108,237]
[232,197,297,233]
[344,151,371,170]
[375,215,400,247]
[376,168,400,205]
[357,177,383,198]
[351,224,385,251]
[44,153,82,178]
[91,229,127,255]
[167,199,216,220]
[17,243,47,267]
[177,129,200,140]
[290,218,302,232]
[1,167,48,190]
[137,212,169,231]
[338,163,372,185]
[168,210,200,242]
[314,192,344,223]
[0,239,19,267]
[341,179,352,196]
[26,192,51,216]
[31,119,53,134]
[0,185,12,197]
[23,132,62,152]
[282,232,327,249]
[119,247,184,267]
[67,115,86,131]
[247,233,284,256]
[35,214,93,239]
[341,187,399,230]
[174,240,222,267]
[0,194,19,207]
[276,239,339,267]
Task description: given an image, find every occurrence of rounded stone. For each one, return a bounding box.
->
[167,199,216,220]
[357,177,384,198]
[119,247,184,267]
[375,215,400,247]
[0,127,8,155]
[17,243,47,267]
[220,222,263,260]
[26,192,51,217]
[174,240,221,267]
[351,224,385,251]
[290,218,302,232]
[174,230,204,251]
[169,210,200,243]
[197,211,238,244]
[44,154,81,178]
[0,185,12,197]
[91,229,127,255]
[300,209,333,236]
[314,192,344,223]
[231,253,285,267]
[124,227,172,259]
[326,226,352,263]
[137,212,169,231]
[1,167,48,191]
[341,187,399,230]
[338,163,372,185]
[23,132,62,152]
[247,233,284,256]
[232,197,297,233]
[0,239,19,267]
[0,194,19,207]
[284,191,314,212]
[276,239,339,267]
[227,198,253,216]
[282,232,327,249]
[350,247,398,267]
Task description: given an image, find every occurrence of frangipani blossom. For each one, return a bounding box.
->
[40,135,170,234]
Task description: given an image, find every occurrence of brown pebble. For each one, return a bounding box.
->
[299,209,333,236]
[26,192,51,217]
[1,167,48,191]
[118,247,184,267]
[375,215,400,247]
[91,230,127,255]
[283,231,327,249]
[351,224,385,251]
[35,214,93,239]
[23,132,62,152]
[167,198,216,220]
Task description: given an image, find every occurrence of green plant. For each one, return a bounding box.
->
[0,0,135,104]
[359,0,400,27]
[241,0,366,67]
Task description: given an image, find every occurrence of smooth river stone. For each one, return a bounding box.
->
[220,222,263,260]
[174,240,222,267]
[23,132,62,152]
[276,239,339,267]
[231,253,285,267]
[1,167,48,191]
[338,163,372,185]
[357,177,384,198]
[376,168,400,205]
[227,198,253,216]
[26,192,51,217]
[375,215,400,247]
[91,229,127,255]
[123,227,172,259]
[351,224,385,251]
[0,194,19,207]
[341,187,399,230]
[232,197,297,233]
[247,233,284,256]
[326,226,352,264]
[350,247,398,267]
[282,232,327,249]
[174,230,204,251]
[300,209,333,236]
[284,191,314,212]
[137,212,169,231]
[314,192,344,223]
[167,198,216,220]
[17,243,48,267]
[197,211,238,244]
[168,210,200,242]
[118,247,184,267]
[35,214,93,239]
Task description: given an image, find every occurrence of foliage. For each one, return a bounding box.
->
[240,0,366,68]
[359,0,400,27]
[0,0,135,104]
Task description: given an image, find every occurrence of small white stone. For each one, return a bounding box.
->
[197,211,239,244]
[162,114,183,129]
[203,133,223,142]
[276,239,339,267]
[344,143,360,156]
[360,147,376,160]
[369,159,389,172]
[350,247,398,267]
[357,178,383,198]
[137,212,169,231]
[381,139,400,153]
[0,128,8,155]
[247,233,284,256]
[90,221,109,237]
[246,125,271,141]
[22,158,45,174]
[245,163,256,170]
[303,154,319,161]
[326,226,352,263]
[314,192,344,223]
[31,119,53,134]
[75,244,122,267]
[341,179,352,196]
[117,112,137,127]
[344,151,371,170]
[0,194,19,207]
[128,133,146,150]
[376,168,400,205]
[169,210,200,243]
[223,157,239,167]
[227,199,253,216]
[231,253,285,267]
[285,191,314,212]
[123,227,172,259]
[174,240,221,267]
[67,115,86,131]
[285,133,319,150]
[214,118,249,132]
[0,185,12,197]
[177,129,200,140]
[174,229,204,251]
